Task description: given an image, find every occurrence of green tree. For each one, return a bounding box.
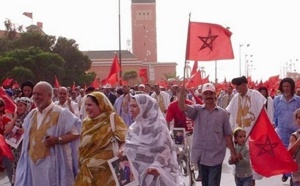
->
[122,70,138,85]
[13,32,55,52]
[0,47,65,84]
[52,37,92,86]
[10,66,34,83]
[79,72,97,87]
[164,72,177,80]
[0,20,92,86]
[0,38,13,55]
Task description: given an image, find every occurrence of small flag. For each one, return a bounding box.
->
[72,82,76,91]
[0,135,14,160]
[191,61,198,76]
[138,68,148,84]
[23,12,33,19]
[104,55,121,86]
[12,81,20,89]
[91,77,100,89]
[0,87,16,114]
[1,78,14,87]
[187,70,202,88]
[54,75,60,88]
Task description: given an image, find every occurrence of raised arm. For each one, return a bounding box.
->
[178,86,187,112]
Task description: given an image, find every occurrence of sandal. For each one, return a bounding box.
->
[282,175,288,182]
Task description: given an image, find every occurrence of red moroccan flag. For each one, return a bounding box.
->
[91,77,100,89]
[0,135,14,160]
[247,76,255,89]
[120,79,128,86]
[106,73,118,86]
[0,87,16,114]
[191,61,198,76]
[105,55,120,85]
[1,78,13,87]
[72,81,76,91]
[268,75,280,84]
[187,70,202,88]
[186,22,234,61]
[202,75,210,84]
[54,75,60,88]
[12,81,20,89]
[296,79,300,88]
[189,89,203,105]
[249,108,298,177]
[23,12,33,19]
[139,68,149,84]
[155,80,168,89]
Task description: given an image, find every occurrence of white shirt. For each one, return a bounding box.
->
[54,100,80,118]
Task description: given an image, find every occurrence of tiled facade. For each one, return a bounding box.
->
[131,0,157,62]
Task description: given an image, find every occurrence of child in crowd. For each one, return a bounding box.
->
[229,127,253,186]
[288,108,300,186]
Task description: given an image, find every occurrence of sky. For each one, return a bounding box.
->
[1,0,300,82]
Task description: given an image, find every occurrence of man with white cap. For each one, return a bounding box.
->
[103,83,117,105]
[138,84,145,92]
[178,83,237,186]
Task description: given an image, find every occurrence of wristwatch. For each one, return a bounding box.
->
[58,136,63,144]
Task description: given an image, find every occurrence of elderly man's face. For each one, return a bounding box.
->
[235,83,248,96]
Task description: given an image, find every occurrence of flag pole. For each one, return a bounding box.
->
[118,0,122,86]
[215,60,218,84]
[183,12,191,86]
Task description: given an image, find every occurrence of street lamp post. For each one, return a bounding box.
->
[200,66,206,79]
[239,44,242,76]
[239,43,250,76]
[245,54,253,77]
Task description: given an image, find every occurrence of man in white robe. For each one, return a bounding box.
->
[15,81,81,186]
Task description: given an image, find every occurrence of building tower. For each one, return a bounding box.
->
[131,0,157,63]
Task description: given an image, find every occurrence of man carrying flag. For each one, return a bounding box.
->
[179,83,238,186]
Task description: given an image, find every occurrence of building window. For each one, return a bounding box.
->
[136,10,152,20]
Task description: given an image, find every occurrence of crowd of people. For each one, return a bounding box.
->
[0,76,299,186]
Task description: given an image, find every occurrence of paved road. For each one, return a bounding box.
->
[183,148,292,186]
[0,149,293,185]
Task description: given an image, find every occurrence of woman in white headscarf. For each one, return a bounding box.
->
[124,94,184,186]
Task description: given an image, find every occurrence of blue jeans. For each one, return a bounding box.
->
[200,164,222,186]
[234,175,253,186]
